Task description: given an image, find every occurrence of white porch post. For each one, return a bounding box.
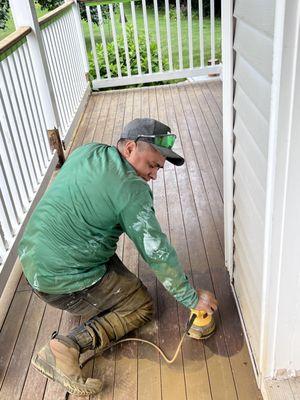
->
[260,0,300,382]
[9,0,60,132]
[221,0,234,279]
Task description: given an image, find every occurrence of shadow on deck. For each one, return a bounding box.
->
[0,81,262,400]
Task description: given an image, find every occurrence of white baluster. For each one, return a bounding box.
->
[87,5,101,80]
[97,5,111,79]
[131,1,142,75]
[109,4,122,77]
[199,0,204,67]
[187,0,193,68]
[176,0,183,70]
[165,0,173,70]
[119,3,131,76]
[210,0,215,65]
[153,0,163,72]
[142,0,152,74]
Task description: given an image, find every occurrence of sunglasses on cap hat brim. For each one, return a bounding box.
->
[135,134,176,149]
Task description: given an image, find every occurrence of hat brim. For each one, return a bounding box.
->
[150,143,185,166]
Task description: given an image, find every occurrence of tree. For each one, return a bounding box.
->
[0,0,111,30]
[37,0,107,25]
[0,0,9,29]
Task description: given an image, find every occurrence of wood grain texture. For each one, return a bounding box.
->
[20,304,62,400]
[168,84,237,400]
[264,379,295,400]
[0,294,45,400]
[290,377,300,400]
[154,86,187,400]
[0,291,32,388]
[113,87,140,400]
[137,87,162,400]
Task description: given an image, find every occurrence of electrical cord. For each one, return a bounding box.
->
[65,314,197,399]
[80,313,196,367]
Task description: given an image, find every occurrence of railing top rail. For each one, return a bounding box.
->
[0,26,32,61]
[39,0,74,29]
[78,0,135,4]
[78,0,108,2]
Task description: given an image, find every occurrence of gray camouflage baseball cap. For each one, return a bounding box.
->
[120,118,184,166]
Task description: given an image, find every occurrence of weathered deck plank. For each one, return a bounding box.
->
[113,88,140,400]
[0,81,262,400]
[163,84,237,400]
[137,88,162,400]
[0,290,32,388]
[1,294,45,400]
[159,85,212,400]
[155,86,187,400]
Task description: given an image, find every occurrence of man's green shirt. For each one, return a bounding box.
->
[18,144,198,309]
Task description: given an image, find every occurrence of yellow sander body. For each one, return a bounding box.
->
[187,309,216,340]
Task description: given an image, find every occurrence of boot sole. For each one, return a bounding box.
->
[32,354,102,396]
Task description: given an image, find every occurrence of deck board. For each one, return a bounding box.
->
[0,81,262,400]
[137,88,162,400]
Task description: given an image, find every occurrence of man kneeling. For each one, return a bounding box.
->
[18,118,217,396]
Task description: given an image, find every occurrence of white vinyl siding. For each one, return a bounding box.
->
[234,0,275,38]
[234,19,273,81]
[232,0,275,370]
[234,85,269,158]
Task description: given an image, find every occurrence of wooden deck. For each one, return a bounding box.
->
[0,81,263,400]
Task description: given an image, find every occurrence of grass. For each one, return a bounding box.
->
[0,3,221,72]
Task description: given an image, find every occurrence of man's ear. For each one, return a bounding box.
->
[123,140,136,158]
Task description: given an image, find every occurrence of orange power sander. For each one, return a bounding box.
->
[187,309,216,340]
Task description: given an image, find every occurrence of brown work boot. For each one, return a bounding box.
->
[32,334,102,396]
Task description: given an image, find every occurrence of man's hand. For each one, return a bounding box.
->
[194,289,218,315]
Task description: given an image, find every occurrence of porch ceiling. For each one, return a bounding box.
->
[0,80,262,400]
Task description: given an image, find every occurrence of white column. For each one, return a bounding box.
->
[260,0,300,381]
[221,0,234,278]
[9,0,60,131]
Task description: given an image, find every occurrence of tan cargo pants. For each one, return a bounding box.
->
[34,254,153,352]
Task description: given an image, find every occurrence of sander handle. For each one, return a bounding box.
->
[185,313,197,333]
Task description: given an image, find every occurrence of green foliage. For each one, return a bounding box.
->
[168,4,199,21]
[88,23,169,82]
[37,0,111,24]
[0,0,220,31]
[168,5,177,21]
[144,0,220,17]
[0,0,111,30]
[0,0,9,30]
[37,0,63,11]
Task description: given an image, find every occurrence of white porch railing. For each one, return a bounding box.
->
[40,2,90,144]
[0,0,90,295]
[82,0,221,89]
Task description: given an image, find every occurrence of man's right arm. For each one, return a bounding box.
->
[118,187,199,309]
